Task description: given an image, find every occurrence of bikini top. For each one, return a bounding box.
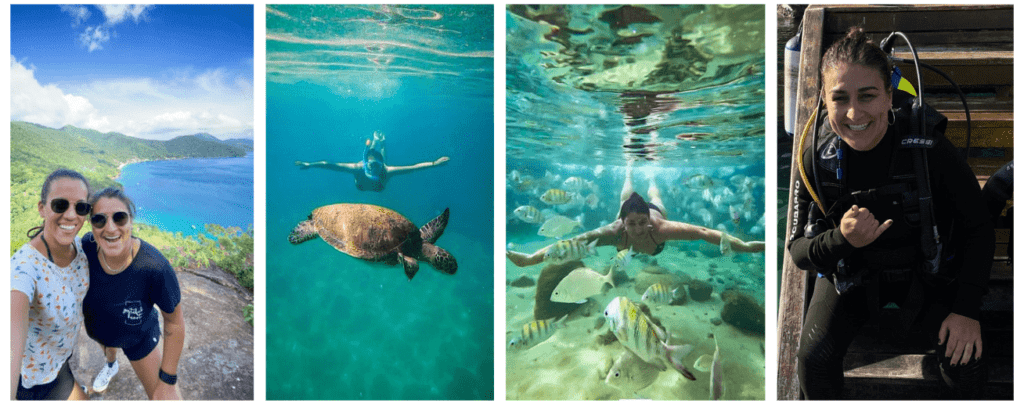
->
[620,226,666,256]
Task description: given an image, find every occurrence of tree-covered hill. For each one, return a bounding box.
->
[224,138,255,151]
[165,134,248,157]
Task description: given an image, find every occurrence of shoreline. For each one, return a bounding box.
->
[113,151,253,180]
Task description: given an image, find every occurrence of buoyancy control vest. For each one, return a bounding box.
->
[809,90,958,292]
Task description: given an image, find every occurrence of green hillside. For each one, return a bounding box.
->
[10,121,246,252]
[165,135,247,157]
[225,138,255,151]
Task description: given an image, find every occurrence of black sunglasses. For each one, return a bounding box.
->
[90,212,130,229]
[50,198,91,216]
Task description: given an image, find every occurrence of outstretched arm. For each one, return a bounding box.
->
[387,156,449,176]
[506,221,620,267]
[295,160,362,173]
[659,220,765,253]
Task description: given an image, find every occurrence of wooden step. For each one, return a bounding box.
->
[844,353,1013,383]
[944,111,1013,150]
[968,156,1014,178]
[820,5,1013,37]
[891,50,1013,89]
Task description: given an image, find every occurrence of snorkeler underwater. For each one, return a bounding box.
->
[506,5,766,400]
[266,4,494,400]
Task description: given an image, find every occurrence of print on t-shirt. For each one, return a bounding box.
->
[122,300,144,326]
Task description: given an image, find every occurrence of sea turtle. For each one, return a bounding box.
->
[288,204,457,280]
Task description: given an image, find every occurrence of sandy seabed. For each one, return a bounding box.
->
[506,240,766,400]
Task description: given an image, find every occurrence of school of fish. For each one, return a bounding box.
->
[506,166,763,400]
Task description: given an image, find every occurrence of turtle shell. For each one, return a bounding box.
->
[311,204,418,260]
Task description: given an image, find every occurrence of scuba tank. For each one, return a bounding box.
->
[783,25,802,137]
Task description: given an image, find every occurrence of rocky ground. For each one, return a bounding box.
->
[70,267,254,400]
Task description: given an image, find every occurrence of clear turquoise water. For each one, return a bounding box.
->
[266,5,494,400]
[117,153,254,235]
[506,5,766,400]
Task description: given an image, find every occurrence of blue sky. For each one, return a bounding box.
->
[11,5,254,140]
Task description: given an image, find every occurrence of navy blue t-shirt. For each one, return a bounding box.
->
[81,233,181,348]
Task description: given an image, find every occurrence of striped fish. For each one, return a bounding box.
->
[562,176,590,192]
[540,188,572,205]
[512,205,544,224]
[614,247,633,270]
[710,334,724,400]
[603,296,696,381]
[508,315,568,351]
[641,283,677,305]
[543,238,597,265]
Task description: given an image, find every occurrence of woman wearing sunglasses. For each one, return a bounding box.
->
[80,187,184,400]
[11,169,92,400]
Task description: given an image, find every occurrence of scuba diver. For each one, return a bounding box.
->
[788,27,993,399]
[295,131,450,192]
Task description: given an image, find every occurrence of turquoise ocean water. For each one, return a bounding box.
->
[506,5,766,400]
[117,153,254,235]
[265,5,494,400]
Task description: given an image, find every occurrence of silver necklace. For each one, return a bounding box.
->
[99,239,134,273]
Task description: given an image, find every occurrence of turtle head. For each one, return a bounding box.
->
[288,220,318,244]
[422,243,457,275]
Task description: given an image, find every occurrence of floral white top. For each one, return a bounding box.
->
[10,237,89,388]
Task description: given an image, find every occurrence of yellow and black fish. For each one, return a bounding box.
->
[603,296,696,381]
[508,315,568,351]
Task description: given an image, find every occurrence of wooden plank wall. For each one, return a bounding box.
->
[777,5,824,400]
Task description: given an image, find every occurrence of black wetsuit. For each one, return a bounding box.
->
[788,117,994,399]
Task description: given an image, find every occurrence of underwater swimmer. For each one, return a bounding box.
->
[506,166,765,267]
[295,131,450,192]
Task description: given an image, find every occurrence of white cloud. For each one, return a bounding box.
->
[69,5,154,52]
[79,26,111,52]
[96,4,152,25]
[11,56,253,140]
[10,56,106,129]
[59,5,91,26]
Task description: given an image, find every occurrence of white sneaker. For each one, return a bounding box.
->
[93,360,119,393]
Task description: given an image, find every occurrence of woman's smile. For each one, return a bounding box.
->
[823,63,893,151]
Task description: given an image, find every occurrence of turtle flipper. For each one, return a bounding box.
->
[422,243,457,275]
[288,219,319,244]
[399,252,419,280]
[419,208,449,244]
